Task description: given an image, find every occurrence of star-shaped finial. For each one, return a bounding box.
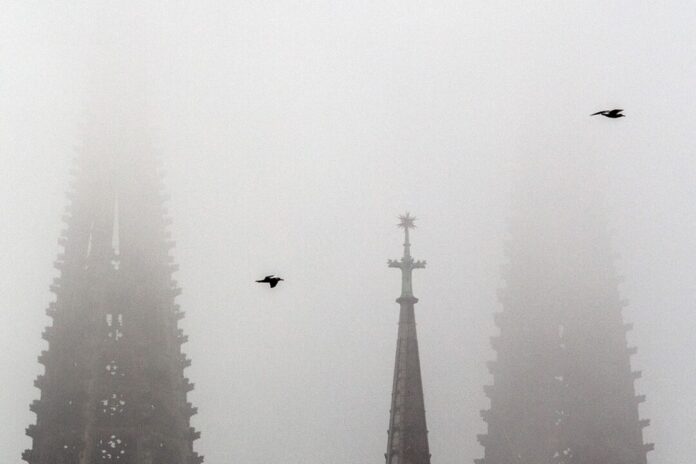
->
[397,212,417,229]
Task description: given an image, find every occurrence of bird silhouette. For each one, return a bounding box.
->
[591,109,625,118]
[256,275,284,288]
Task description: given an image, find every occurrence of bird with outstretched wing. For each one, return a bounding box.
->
[591,109,625,118]
[256,275,284,288]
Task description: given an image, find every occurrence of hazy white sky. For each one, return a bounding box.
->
[1,2,696,463]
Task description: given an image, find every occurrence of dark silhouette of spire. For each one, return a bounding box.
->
[385,213,431,464]
[23,120,202,464]
[476,156,652,464]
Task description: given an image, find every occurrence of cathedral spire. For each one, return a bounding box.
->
[385,213,431,464]
[476,156,652,464]
[23,117,202,464]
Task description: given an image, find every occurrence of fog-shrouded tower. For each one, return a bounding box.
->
[476,155,653,464]
[22,120,202,464]
[385,213,431,464]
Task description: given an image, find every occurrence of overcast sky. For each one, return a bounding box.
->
[2,2,696,463]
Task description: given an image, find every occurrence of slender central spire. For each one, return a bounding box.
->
[385,213,431,464]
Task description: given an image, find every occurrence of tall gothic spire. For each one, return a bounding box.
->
[23,117,202,464]
[476,155,652,464]
[385,213,430,464]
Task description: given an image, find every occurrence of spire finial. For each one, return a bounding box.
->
[398,212,417,230]
[388,212,426,299]
[398,212,416,259]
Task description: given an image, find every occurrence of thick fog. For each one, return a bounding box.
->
[2,2,696,463]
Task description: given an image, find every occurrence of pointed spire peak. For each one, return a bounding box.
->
[397,212,417,229]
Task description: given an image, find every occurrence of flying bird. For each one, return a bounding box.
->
[256,275,284,288]
[591,109,625,118]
